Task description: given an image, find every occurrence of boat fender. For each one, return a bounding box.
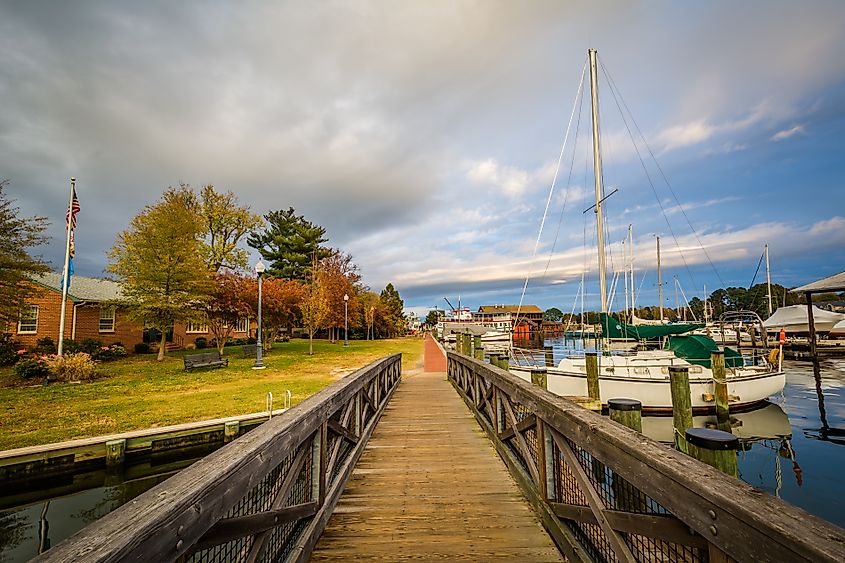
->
[768,348,781,366]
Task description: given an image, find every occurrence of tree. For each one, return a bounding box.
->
[203,272,252,355]
[301,258,329,355]
[358,291,380,340]
[424,309,442,329]
[379,283,405,338]
[247,208,331,281]
[196,185,263,272]
[318,251,362,342]
[108,187,210,361]
[240,276,305,349]
[0,180,50,327]
[543,307,563,322]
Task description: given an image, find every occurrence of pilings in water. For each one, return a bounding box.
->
[608,398,642,433]
[585,352,600,402]
[685,428,739,477]
[669,366,693,454]
[544,346,554,368]
[531,367,548,390]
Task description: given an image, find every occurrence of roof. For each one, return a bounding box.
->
[792,271,845,294]
[478,305,543,314]
[32,273,124,303]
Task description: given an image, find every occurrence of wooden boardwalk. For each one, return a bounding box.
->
[310,368,563,562]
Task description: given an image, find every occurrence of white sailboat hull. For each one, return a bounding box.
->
[509,351,784,411]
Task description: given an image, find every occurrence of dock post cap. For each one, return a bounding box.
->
[685,427,739,450]
[530,367,547,373]
[585,351,598,357]
[607,398,641,411]
[668,365,689,373]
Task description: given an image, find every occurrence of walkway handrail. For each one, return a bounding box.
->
[36,354,402,563]
[447,351,845,563]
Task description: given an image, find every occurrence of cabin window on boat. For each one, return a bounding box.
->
[99,306,116,332]
[17,305,38,334]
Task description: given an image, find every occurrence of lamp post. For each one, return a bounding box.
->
[344,293,349,347]
[253,260,266,370]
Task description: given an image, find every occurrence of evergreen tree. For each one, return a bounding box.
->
[379,283,405,337]
[0,180,50,326]
[247,207,331,281]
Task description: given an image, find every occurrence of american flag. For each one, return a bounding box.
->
[66,186,80,229]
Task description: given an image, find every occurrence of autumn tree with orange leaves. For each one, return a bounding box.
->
[318,251,362,342]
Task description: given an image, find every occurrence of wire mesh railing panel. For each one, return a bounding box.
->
[224,449,302,519]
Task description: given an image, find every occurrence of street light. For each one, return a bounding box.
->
[253,260,266,370]
[343,293,349,347]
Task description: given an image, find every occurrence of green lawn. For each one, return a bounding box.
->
[0,337,423,451]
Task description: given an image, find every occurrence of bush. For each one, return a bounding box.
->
[32,337,57,354]
[15,355,51,379]
[194,337,208,349]
[92,344,127,362]
[47,352,96,382]
[0,333,24,366]
[79,338,104,355]
[62,339,82,354]
[134,342,151,354]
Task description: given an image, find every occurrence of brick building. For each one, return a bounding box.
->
[8,273,251,351]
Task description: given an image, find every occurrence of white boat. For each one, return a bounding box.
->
[762,305,845,334]
[831,320,845,339]
[508,49,784,411]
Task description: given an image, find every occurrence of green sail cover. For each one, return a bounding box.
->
[667,335,744,368]
[600,313,703,340]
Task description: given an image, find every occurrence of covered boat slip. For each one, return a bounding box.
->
[791,270,845,356]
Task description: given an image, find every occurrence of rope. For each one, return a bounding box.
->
[516,58,588,322]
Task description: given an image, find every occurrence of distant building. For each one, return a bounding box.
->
[6,273,251,351]
[476,305,543,335]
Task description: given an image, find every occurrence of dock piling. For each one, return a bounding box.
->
[607,398,642,432]
[711,351,731,431]
[531,367,548,390]
[685,427,739,477]
[585,352,600,401]
[669,366,693,453]
[105,439,125,467]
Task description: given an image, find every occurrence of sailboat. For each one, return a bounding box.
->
[508,49,785,411]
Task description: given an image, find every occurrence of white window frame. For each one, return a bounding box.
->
[186,320,209,334]
[18,305,39,334]
[234,317,250,333]
[99,306,116,333]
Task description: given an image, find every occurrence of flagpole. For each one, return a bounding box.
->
[57,177,75,356]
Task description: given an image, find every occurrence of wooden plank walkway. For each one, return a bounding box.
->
[310,368,563,562]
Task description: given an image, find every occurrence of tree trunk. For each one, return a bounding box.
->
[309,331,314,355]
[157,329,167,361]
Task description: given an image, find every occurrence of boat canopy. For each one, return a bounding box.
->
[761,305,845,333]
[667,335,744,368]
[601,314,703,340]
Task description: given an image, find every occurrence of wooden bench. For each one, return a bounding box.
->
[242,344,257,358]
[183,351,228,371]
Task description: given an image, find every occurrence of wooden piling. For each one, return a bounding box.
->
[474,343,484,361]
[544,346,554,368]
[498,355,509,370]
[530,367,548,390]
[105,439,126,467]
[685,427,738,477]
[473,335,481,358]
[710,350,730,421]
[585,352,600,401]
[669,366,693,454]
[224,421,240,443]
[607,398,642,432]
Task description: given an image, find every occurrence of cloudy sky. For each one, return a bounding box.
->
[2,1,844,317]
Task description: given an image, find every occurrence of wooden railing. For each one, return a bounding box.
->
[447,351,845,563]
[36,354,402,563]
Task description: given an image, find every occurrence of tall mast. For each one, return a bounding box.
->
[588,48,608,314]
[765,243,773,316]
[629,224,634,321]
[704,283,709,324]
[623,240,629,321]
[657,235,663,322]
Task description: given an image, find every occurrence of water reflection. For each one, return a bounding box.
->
[0,444,219,562]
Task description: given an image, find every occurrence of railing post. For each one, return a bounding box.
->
[669,366,693,454]
[311,424,327,505]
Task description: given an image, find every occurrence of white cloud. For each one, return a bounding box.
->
[656,119,716,151]
[770,124,805,141]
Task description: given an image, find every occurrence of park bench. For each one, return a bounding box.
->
[242,344,257,358]
[183,351,228,371]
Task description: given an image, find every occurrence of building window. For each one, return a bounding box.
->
[18,305,39,334]
[99,306,116,332]
[186,320,209,334]
[234,317,249,333]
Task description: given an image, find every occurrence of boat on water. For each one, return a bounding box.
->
[507,49,785,411]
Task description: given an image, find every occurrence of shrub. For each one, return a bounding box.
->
[246,336,257,344]
[194,337,208,349]
[134,342,151,354]
[47,352,96,382]
[92,344,128,362]
[62,339,82,354]
[79,338,104,355]
[0,333,24,366]
[32,337,57,354]
[15,355,51,379]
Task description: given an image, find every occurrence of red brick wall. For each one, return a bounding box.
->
[72,304,144,347]
[12,289,73,348]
